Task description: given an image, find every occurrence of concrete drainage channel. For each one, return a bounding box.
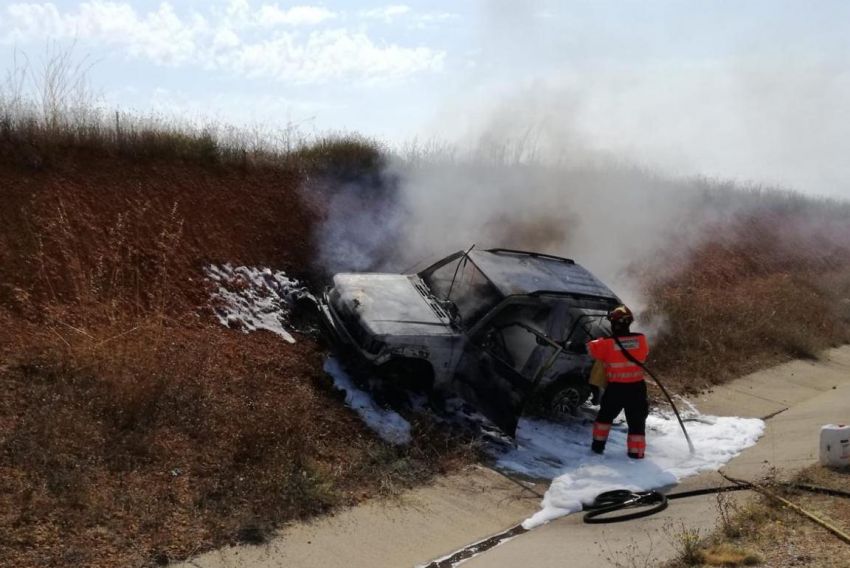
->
[416,376,850,568]
[419,475,850,568]
[414,476,743,568]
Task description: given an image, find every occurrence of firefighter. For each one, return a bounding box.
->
[587,305,649,459]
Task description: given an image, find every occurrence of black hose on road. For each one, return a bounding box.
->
[582,486,755,524]
[583,490,669,523]
[582,481,850,524]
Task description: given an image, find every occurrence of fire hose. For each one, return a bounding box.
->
[583,476,850,544]
[583,486,748,523]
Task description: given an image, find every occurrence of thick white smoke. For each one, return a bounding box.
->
[431,1,850,200]
[312,1,850,320]
[380,155,711,311]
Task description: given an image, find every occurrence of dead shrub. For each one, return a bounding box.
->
[716,490,744,539]
[643,208,850,390]
[667,521,703,566]
[700,544,763,566]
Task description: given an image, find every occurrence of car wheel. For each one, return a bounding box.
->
[547,380,591,421]
[373,359,435,408]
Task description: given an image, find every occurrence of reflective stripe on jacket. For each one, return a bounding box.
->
[586,334,649,384]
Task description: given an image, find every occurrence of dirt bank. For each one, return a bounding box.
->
[0,141,473,568]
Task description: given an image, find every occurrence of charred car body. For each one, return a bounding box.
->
[318,248,621,436]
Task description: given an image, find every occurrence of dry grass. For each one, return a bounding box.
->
[0,321,472,567]
[0,98,467,567]
[1,45,292,171]
[2,324,323,566]
[643,205,850,392]
[698,544,763,566]
[715,489,746,540]
[668,521,703,566]
[666,466,850,568]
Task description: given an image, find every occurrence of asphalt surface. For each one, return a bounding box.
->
[176,346,850,568]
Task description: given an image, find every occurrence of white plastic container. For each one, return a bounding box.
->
[819,424,850,467]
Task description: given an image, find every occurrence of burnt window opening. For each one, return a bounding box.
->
[420,256,501,327]
[482,302,554,376]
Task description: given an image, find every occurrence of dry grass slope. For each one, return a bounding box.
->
[644,200,850,391]
[0,91,467,566]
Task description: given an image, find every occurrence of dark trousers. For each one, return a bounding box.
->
[592,381,649,458]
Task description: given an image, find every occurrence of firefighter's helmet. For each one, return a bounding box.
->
[607,305,634,326]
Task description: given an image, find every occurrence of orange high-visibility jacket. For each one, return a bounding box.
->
[587,334,649,384]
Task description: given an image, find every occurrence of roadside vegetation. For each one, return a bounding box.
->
[665,465,850,567]
[0,53,470,568]
[2,50,850,567]
[644,189,850,392]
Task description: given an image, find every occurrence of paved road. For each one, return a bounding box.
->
[462,347,850,568]
[178,466,541,568]
[177,347,850,568]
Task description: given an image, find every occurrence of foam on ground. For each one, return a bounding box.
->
[324,357,412,445]
[206,264,310,343]
[492,411,764,528]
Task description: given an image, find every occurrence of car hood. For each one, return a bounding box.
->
[331,273,453,337]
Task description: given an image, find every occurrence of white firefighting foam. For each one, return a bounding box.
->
[205,264,311,343]
[323,357,413,445]
[316,358,763,526]
[497,412,764,529]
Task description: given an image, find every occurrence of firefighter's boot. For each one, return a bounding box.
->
[592,422,611,454]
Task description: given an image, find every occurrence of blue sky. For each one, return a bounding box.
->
[2,1,849,196]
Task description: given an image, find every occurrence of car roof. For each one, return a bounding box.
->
[469,249,620,301]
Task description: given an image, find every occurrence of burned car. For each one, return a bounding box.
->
[318,248,621,436]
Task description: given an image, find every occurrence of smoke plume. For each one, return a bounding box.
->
[312,2,850,320]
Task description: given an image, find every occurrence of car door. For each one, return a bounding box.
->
[452,302,559,436]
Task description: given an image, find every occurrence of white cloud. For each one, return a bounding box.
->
[212,27,241,50]
[219,0,335,28]
[0,1,444,83]
[4,1,204,65]
[359,4,412,23]
[223,28,444,84]
[413,11,459,28]
[256,4,337,27]
[358,5,458,28]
